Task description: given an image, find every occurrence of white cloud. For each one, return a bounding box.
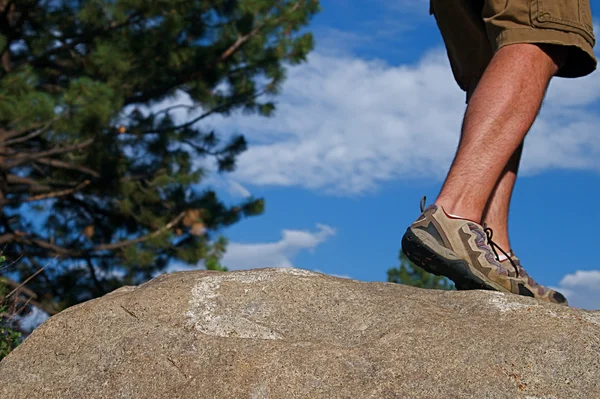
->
[552,270,600,310]
[191,47,600,196]
[221,223,336,270]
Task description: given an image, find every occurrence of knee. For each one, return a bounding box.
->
[497,43,568,76]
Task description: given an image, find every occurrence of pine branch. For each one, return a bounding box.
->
[34,158,100,178]
[93,211,186,251]
[7,289,60,317]
[0,277,37,299]
[13,295,34,318]
[13,211,187,258]
[0,233,16,246]
[0,253,22,273]
[0,231,60,308]
[2,118,58,145]
[2,180,91,205]
[5,174,52,193]
[154,104,195,117]
[5,138,94,168]
[85,258,105,295]
[5,264,48,299]
[214,2,301,65]
[216,26,263,65]
[182,139,219,156]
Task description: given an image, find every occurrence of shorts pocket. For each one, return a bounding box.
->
[530,0,595,46]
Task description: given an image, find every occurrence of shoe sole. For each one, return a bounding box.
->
[401,228,511,293]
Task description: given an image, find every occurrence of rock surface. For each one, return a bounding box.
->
[1,267,599,398]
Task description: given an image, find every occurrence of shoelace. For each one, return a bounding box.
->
[483,224,520,277]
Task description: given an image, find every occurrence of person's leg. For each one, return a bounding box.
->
[403,44,563,298]
[480,143,523,254]
[434,43,565,223]
[403,0,596,305]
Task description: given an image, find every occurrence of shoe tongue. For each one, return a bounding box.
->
[497,253,509,262]
[500,257,519,277]
[423,204,438,213]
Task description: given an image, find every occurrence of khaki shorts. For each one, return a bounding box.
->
[430,0,597,101]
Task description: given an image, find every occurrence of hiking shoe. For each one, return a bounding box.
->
[401,199,525,295]
[498,253,568,306]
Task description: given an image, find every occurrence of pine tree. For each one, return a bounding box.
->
[0,0,320,316]
[0,282,21,361]
[387,251,455,290]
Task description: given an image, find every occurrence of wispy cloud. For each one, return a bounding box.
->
[221,224,336,270]
[202,174,253,199]
[552,270,600,310]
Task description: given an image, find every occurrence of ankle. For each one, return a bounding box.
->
[434,199,482,223]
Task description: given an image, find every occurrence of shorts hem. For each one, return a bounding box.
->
[492,27,597,78]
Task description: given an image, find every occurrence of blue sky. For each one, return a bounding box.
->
[172,0,600,310]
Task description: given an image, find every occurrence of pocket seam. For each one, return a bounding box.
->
[532,0,595,46]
